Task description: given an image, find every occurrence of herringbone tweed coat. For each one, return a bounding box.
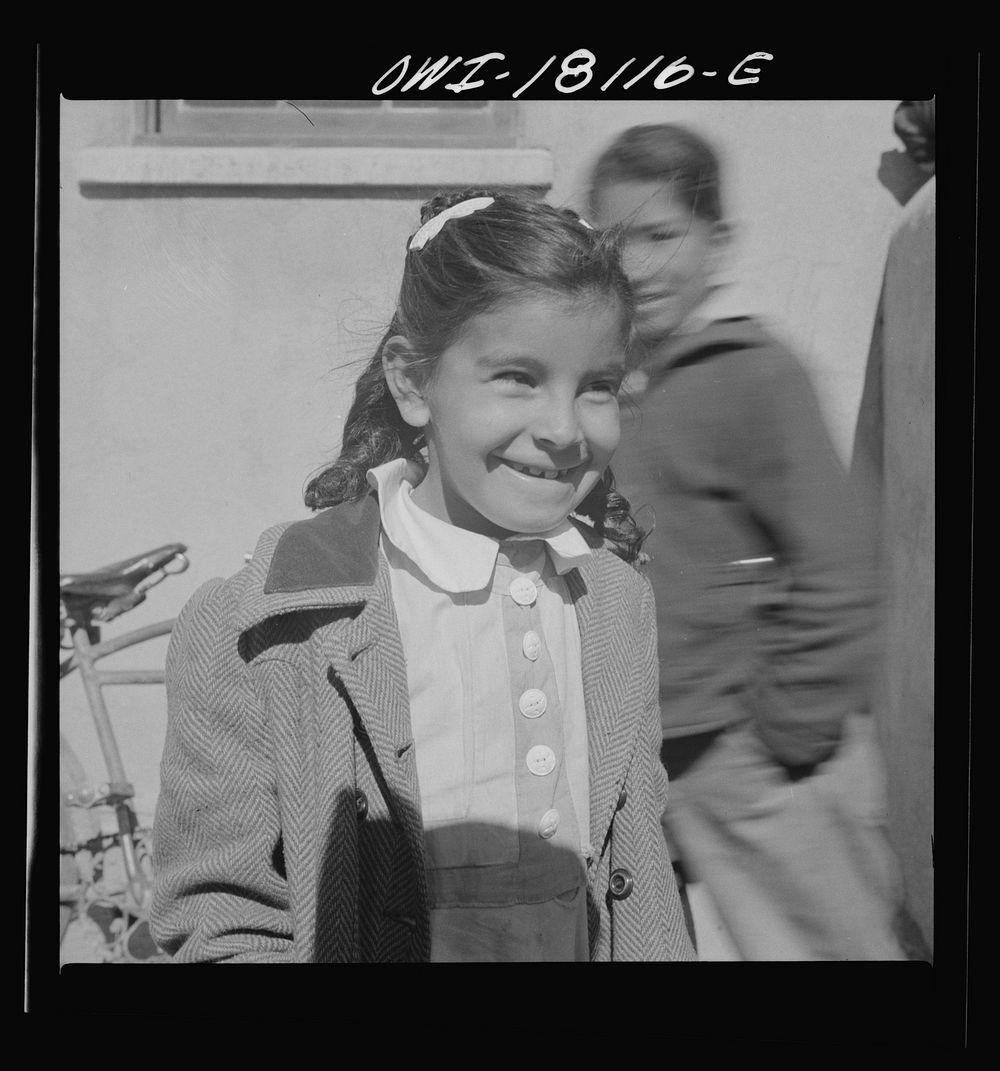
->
[150,493,695,962]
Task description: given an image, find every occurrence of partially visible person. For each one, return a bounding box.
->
[893,99,936,174]
[588,123,907,960]
[852,160,936,959]
[879,98,936,205]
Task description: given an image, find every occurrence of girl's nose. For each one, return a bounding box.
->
[535,400,585,452]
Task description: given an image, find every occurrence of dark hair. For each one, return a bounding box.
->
[305,187,647,562]
[587,123,724,223]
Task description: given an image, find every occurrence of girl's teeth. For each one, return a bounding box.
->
[508,460,568,479]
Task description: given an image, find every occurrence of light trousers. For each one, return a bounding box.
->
[664,713,906,961]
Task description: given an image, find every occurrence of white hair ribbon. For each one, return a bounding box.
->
[408,197,495,251]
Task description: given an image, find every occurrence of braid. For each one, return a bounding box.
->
[303,324,424,510]
[573,469,648,566]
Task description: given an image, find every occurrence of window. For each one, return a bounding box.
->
[141,100,518,148]
[77,100,550,192]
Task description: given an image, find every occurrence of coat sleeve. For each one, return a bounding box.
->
[150,578,296,962]
[735,350,880,768]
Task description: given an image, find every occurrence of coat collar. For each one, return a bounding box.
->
[265,493,381,592]
[233,494,383,633]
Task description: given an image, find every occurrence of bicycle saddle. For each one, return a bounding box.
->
[60,543,188,601]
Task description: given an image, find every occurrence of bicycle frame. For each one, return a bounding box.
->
[60,618,174,914]
[59,546,188,961]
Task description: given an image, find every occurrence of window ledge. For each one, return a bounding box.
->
[76,146,553,193]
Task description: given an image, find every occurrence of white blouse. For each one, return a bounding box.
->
[367,459,595,961]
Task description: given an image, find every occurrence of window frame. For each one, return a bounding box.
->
[136,99,519,148]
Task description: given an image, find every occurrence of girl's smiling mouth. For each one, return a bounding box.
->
[498,458,578,481]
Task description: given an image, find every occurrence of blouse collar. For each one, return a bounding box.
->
[367,458,593,593]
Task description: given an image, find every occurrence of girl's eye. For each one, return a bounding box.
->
[496,371,535,386]
[585,379,622,396]
[649,230,680,242]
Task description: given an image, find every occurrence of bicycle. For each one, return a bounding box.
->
[59,543,189,964]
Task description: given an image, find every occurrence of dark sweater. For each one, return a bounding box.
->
[612,317,878,768]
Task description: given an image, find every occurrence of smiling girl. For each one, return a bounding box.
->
[150,189,695,963]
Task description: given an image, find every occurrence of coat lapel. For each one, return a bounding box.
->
[569,553,642,857]
[324,563,422,831]
[239,496,423,837]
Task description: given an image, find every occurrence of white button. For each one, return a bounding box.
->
[525,745,556,776]
[508,577,538,606]
[522,631,542,661]
[518,688,547,718]
[538,809,560,839]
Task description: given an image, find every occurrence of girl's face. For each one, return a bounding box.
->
[593,179,727,345]
[391,293,627,538]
